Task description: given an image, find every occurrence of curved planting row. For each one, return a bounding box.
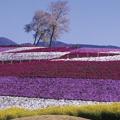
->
[10,47,74,53]
[71,48,120,53]
[0,77,120,102]
[3,47,41,53]
[0,52,69,61]
[0,47,16,52]
[0,61,119,79]
[60,52,118,59]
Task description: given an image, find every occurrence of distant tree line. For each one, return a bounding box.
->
[24,0,70,47]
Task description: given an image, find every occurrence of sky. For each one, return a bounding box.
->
[0,0,120,46]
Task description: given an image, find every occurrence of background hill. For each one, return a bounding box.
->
[0,37,120,49]
[0,37,17,46]
[37,41,120,48]
[70,43,120,48]
[37,41,69,47]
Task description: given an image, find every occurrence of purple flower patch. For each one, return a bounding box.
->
[0,77,120,102]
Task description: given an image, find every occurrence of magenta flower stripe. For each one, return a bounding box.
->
[0,61,119,79]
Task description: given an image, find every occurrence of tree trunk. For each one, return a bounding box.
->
[33,37,37,45]
[36,35,42,45]
[36,39,40,46]
[49,26,55,48]
[49,38,52,48]
[36,32,46,46]
[33,32,38,45]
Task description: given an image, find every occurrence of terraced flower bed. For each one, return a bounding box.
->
[71,48,120,53]
[60,52,118,59]
[0,77,120,102]
[9,47,74,53]
[0,47,16,52]
[0,47,120,120]
[0,61,119,79]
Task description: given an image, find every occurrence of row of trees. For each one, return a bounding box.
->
[24,0,70,47]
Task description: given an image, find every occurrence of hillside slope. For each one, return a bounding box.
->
[0,37,17,46]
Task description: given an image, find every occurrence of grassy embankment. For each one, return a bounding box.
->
[0,103,120,120]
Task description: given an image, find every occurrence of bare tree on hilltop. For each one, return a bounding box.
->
[24,11,50,45]
[24,0,70,47]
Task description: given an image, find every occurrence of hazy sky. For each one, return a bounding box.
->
[0,0,120,46]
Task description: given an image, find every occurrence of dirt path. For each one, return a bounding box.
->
[13,115,90,120]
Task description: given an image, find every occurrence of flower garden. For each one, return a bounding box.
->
[0,46,120,120]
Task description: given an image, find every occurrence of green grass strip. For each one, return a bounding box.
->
[0,103,120,120]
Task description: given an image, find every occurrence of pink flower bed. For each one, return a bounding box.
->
[0,60,119,79]
[10,47,74,53]
[0,47,16,52]
[72,48,120,53]
[60,52,118,59]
